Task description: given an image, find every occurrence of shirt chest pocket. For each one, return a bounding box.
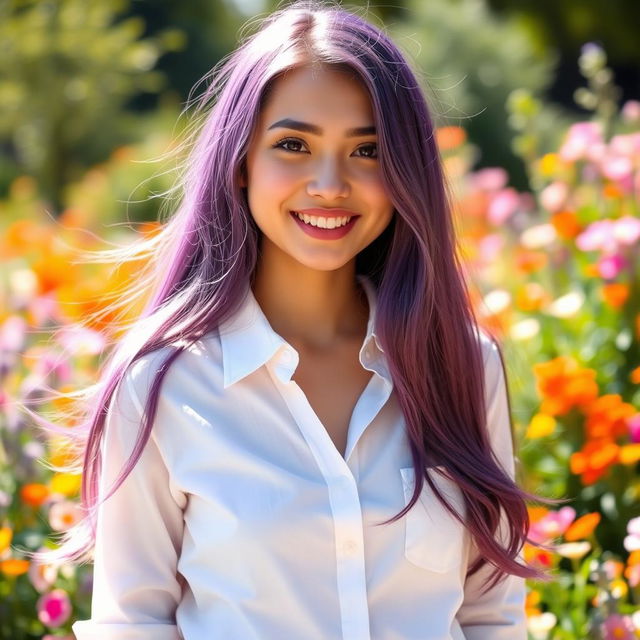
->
[400,466,467,573]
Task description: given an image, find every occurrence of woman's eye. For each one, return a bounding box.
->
[273,138,307,153]
[354,143,378,159]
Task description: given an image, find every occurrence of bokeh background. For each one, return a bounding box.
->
[1,0,639,638]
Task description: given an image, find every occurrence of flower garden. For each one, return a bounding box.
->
[0,42,639,640]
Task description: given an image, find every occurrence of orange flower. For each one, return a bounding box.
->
[584,394,635,440]
[137,221,163,238]
[533,357,599,416]
[0,558,30,576]
[523,543,554,568]
[457,191,491,220]
[603,183,624,199]
[551,210,582,239]
[58,207,94,229]
[583,263,601,278]
[570,440,619,485]
[630,367,640,384]
[564,512,601,541]
[515,249,548,274]
[0,219,55,261]
[20,483,50,508]
[435,126,467,151]
[601,283,629,309]
[515,283,550,312]
[525,590,541,616]
[527,506,549,523]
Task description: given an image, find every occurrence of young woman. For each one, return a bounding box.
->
[38,2,540,637]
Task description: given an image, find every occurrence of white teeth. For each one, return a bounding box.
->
[294,212,353,228]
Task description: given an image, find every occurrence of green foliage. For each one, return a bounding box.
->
[390,0,572,190]
[0,0,186,212]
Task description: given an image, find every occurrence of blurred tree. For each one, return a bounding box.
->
[0,0,186,213]
[485,0,640,109]
[390,0,573,190]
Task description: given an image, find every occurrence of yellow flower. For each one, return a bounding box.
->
[539,153,561,177]
[0,527,12,553]
[50,473,82,497]
[610,579,628,599]
[526,414,557,439]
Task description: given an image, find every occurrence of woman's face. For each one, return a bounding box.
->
[242,64,395,273]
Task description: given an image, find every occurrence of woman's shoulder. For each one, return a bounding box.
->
[472,325,503,373]
[120,331,223,406]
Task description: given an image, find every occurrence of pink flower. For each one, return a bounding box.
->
[487,188,520,225]
[597,253,627,279]
[601,614,635,640]
[529,507,576,543]
[30,349,72,385]
[0,315,27,351]
[576,217,640,259]
[621,100,640,123]
[601,155,633,182]
[613,216,640,246]
[627,562,640,588]
[468,167,509,192]
[559,122,604,162]
[628,414,640,443]
[28,294,59,327]
[609,133,640,158]
[36,588,72,628]
[28,548,59,593]
[540,181,569,212]
[478,234,505,263]
[576,220,616,253]
[56,325,106,356]
[48,500,83,532]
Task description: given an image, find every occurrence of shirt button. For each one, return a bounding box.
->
[343,540,358,555]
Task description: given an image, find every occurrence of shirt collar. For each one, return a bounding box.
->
[217,274,386,388]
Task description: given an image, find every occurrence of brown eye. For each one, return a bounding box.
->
[272,138,308,153]
[354,143,378,159]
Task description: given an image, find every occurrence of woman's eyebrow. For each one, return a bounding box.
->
[267,118,376,137]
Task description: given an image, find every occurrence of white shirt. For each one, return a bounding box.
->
[72,275,526,640]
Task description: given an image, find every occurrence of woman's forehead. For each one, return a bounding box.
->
[256,65,374,132]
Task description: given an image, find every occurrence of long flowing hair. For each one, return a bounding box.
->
[28,0,542,589]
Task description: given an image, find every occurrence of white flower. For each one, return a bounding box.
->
[521,223,557,249]
[481,289,511,316]
[527,612,557,639]
[510,318,540,341]
[545,291,584,318]
[555,541,591,559]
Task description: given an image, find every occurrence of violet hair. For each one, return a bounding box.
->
[28,0,544,589]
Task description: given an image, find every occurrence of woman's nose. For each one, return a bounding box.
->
[306,158,351,200]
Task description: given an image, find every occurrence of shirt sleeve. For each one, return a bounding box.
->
[455,339,527,639]
[72,365,186,640]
